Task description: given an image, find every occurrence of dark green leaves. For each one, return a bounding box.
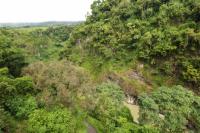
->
[138,85,200,132]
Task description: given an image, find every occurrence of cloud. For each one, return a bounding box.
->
[0,0,94,22]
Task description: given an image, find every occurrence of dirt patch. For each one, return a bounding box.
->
[85,121,97,133]
[124,102,140,123]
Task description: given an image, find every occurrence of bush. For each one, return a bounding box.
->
[0,108,9,131]
[60,0,200,90]
[14,76,35,95]
[0,74,35,106]
[91,82,138,132]
[96,82,125,103]
[0,48,27,77]
[0,81,16,105]
[138,85,200,132]
[27,108,76,133]
[0,67,36,123]
[6,95,37,119]
[0,68,9,76]
[182,64,200,86]
[0,108,16,133]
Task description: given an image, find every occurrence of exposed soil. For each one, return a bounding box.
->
[85,121,97,133]
[124,102,140,123]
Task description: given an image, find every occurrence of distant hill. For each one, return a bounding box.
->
[0,21,83,27]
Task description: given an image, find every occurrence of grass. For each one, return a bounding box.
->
[12,26,48,33]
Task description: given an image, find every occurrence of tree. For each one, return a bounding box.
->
[0,43,27,77]
[0,107,16,133]
[138,85,200,132]
[61,0,200,90]
[0,67,36,132]
[91,82,136,132]
[6,95,37,119]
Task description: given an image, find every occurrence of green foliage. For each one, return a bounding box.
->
[182,63,200,89]
[138,85,200,132]
[0,107,16,132]
[183,65,200,82]
[43,26,74,42]
[6,95,37,119]
[0,47,27,77]
[60,0,200,90]
[27,108,76,133]
[0,32,27,76]
[0,67,9,76]
[0,66,36,132]
[0,26,74,63]
[0,81,16,105]
[192,97,200,131]
[14,76,35,94]
[0,75,35,102]
[96,82,125,103]
[114,120,159,133]
[89,82,156,132]
[1,0,200,131]
[0,108,7,131]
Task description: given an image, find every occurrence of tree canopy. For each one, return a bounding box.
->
[139,85,200,132]
[61,0,200,91]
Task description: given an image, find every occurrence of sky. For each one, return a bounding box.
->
[0,0,94,23]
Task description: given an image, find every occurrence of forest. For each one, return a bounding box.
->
[0,0,200,133]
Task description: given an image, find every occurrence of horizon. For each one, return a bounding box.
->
[0,0,94,23]
[0,20,84,24]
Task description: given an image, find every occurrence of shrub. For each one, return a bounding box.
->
[6,95,37,119]
[91,82,138,132]
[0,48,27,77]
[138,85,200,132]
[0,68,9,76]
[0,108,16,133]
[182,64,200,85]
[27,108,75,133]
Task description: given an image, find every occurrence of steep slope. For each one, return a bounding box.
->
[61,0,200,92]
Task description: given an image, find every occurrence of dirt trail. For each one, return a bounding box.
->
[85,121,97,133]
[87,124,96,133]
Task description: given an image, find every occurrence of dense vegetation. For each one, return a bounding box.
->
[0,0,200,133]
[0,26,73,62]
[61,0,200,91]
[139,86,200,132]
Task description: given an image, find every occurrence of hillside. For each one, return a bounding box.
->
[0,0,200,133]
[61,0,200,92]
[0,21,83,28]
